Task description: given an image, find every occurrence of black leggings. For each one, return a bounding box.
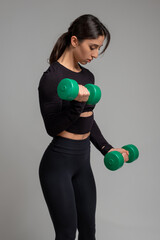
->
[39,136,96,240]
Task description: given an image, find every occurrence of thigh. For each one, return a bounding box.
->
[39,148,77,231]
[72,163,97,227]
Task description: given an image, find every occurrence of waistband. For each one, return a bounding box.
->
[49,135,90,154]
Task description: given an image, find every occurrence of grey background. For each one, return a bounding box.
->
[1,0,160,239]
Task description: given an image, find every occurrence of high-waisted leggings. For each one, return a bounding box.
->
[39,135,97,240]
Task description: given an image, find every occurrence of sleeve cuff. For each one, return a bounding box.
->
[101,144,114,156]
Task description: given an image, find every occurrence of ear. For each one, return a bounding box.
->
[71,36,79,48]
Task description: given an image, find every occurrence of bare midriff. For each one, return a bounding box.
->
[57,111,93,140]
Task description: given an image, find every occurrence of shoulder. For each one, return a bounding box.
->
[38,63,62,100]
[38,62,61,90]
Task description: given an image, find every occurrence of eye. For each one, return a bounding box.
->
[90,46,96,50]
[89,46,101,51]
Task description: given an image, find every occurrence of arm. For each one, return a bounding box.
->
[38,71,86,137]
[90,120,114,156]
[90,120,129,162]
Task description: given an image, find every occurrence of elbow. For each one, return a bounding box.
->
[44,120,57,137]
[45,127,56,138]
[46,126,63,138]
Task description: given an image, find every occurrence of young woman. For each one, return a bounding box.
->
[38,14,129,240]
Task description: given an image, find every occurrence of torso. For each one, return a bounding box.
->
[56,59,94,140]
[57,111,93,140]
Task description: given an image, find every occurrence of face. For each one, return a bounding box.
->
[71,35,105,65]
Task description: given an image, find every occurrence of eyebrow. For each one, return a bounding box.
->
[90,44,103,47]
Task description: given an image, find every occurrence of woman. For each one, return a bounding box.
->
[38,14,129,240]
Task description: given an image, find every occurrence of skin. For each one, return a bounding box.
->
[57,35,129,161]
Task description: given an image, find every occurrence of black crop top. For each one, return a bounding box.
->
[38,61,113,156]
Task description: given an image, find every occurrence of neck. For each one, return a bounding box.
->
[57,47,81,72]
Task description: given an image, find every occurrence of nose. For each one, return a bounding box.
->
[92,49,99,59]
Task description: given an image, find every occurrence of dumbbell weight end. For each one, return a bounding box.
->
[122,144,139,163]
[85,84,101,105]
[57,78,79,101]
[104,151,124,171]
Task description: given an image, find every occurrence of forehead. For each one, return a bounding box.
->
[84,35,105,46]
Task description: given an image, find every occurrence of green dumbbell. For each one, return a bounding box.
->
[104,144,139,171]
[57,78,101,105]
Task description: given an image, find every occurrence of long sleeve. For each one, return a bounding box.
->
[90,120,114,156]
[38,70,86,137]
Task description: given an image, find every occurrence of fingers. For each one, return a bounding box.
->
[108,148,129,162]
[74,85,90,102]
[117,148,129,155]
[122,152,129,162]
[118,149,129,162]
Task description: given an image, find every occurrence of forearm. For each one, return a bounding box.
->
[41,100,86,137]
[90,120,114,156]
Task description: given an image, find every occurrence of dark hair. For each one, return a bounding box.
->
[49,14,111,65]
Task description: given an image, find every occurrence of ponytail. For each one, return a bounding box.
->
[49,32,71,64]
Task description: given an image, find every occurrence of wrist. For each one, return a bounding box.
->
[101,145,114,156]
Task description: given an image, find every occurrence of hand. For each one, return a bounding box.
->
[74,85,90,102]
[108,148,129,162]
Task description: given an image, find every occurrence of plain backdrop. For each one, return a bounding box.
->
[1,0,160,239]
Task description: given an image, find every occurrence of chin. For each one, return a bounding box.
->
[79,61,87,65]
